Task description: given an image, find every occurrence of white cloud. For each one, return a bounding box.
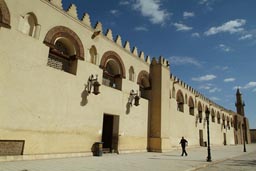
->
[233,86,241,90]
[244,82,256,89]
[239,34,253,40]
[120,0,130,5]
[134,26,148,31]
[205,19,246,36]
[215,66,229,71]
[224,78,236,82]
[169,56,201,66]
[209,87,221,93]
[173,23,192,31]
[132,0,171,25]
[192,74,217,82]
[191,32,200,38]
[198,0,217,11]
[210,97,221,101]
[199,0,209,5]
[199,84,211,90]
[199,83,220,93]
[110,10,119,15]
[233,81,256,90]
[218,44,231,52]
[183,11,195,19]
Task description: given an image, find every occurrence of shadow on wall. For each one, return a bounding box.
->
[126,101,131,114]
[80,85,89,106]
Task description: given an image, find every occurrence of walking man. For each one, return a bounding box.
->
[180,136,188,156]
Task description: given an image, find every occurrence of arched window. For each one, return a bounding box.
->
[89,46,97,64]
[44,26,85,75]
[19,13,40,38]
[103,59,122,89]
[198,102,203,123]
[205,106,209,119]
[137,70,150,99]
[227,117,230,130]
[0,0,11,29]
[222,114,226,129]
[211,109,215,122]
[217,112,221,124]
[129,66,135,82]
[100,51,126,90]
[188,97,194,115]
[176,90,184,112]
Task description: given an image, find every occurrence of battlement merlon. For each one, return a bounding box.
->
[124,41,131,52]
[139,51,145,60]
[132,47,138,56]
[105,29,113,40]
[94,21,103,33]
[81,13,91,27]
[146,56,151,64]
[49,0,63,9]
[67,4,78,19]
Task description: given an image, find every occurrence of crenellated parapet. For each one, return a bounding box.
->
[46,0,155,65]
[146,56,151,64]
[49,0,63,9]
[66,4,78,18]
[94,21,103,33]
[139,51,145,60]
[170,73,233,114]
[115,35,122,46]
[124,41,131,52]
[132,47,138,56]
[150,56,170,68]
[105,29,113,40]
[81,13,91,27]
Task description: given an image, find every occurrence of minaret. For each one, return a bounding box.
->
[235,88,245,116]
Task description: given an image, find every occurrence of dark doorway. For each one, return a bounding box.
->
[199,130,204,146]
[224,133,227,145]
[101,114,119,153]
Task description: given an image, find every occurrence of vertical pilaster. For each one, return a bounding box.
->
[148,57,171,152]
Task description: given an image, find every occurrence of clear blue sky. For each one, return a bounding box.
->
[62,0,256,128]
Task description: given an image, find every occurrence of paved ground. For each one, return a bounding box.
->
[0,144,255,171]
[196,150,256,171]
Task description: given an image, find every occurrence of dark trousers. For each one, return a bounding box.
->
[181,146,187,156]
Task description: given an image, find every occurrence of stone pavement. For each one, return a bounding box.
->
[0,144,256,171]
[196,148,256,171]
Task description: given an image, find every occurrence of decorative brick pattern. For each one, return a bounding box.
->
[47,56,64,71]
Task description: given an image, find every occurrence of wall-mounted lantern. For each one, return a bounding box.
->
[87,75,101,95]
[128,90,140,106]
